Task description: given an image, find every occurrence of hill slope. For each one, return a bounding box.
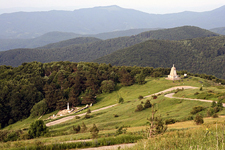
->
[0,5,224,39]
[94,36,225,79]
[210,27,225,35]
[0,26,218,67]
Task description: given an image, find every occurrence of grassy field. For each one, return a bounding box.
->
[2,76,225,150]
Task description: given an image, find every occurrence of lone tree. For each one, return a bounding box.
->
[147,104,167,138]
[28,120,49,138]
[90,124,99,139]
[194,114,204,125]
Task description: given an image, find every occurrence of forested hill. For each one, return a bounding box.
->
[0,26,218,67]
[94,36,225,79]
[1,61,225,128]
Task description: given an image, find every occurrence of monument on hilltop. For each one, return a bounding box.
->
[166,64,180,80]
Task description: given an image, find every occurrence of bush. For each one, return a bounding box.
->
[90,124,99,139]
[118,97,124,104]
[187,115,193,120]
[28,120,49,138]
[194,114,204,125]
[207,108,215,117]
[194,92,199,95]
[81,122,87,132]
[115,126,127,135]
[212,113,219,118]
[165,118,176,125]
[135,104,144,112]
[138,95,143,100]
[152,95,157,99]
[200,87,203,91]
[75,116,81,119]
[84,114,91,119]
[144,100,152,108]
[73,125,81,133]
[211,101,217,108]
[87,109,91,114]
[191,106,204,114]
[114,114,119,117]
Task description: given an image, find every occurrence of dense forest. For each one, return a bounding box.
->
[0,61,166,128]
[1,61,225,129]
[95,36,225,79]
[0,26,218,67]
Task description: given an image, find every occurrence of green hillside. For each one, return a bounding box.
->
[0,26,219,67]
[95,36,225,79]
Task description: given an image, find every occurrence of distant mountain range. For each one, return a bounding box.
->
[0,28,154,51]
[0,26,219,67]
[210,27,225,35]
[0,5,225,39]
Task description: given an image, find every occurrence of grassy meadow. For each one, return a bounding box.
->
[1,76,225,150]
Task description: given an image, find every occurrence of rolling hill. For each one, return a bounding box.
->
[0,5,224,39]
[94,36,225,79]
[0,26,218,67]
[0,28,155,51]
[210,27,225,35]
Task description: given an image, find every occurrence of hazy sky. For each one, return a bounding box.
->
[1,0,225,14]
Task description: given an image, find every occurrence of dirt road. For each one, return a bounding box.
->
[46,104,118,126]
[165,92,225,107]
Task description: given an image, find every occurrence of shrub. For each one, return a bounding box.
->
[73,125,81,133]
[212,113,219,118]
[191,106,204,114]
[152,95,157,99]
[138,95,143,100]
[194,92,199,95]
[75,116,81,119]
[81,122,87,132]
[115,126,127,135]
[194,114,204,125]
[135,104,144,112]
[87,109,91,114]
[118,97,124,104]
[114,114,119,117]
[207,108,215,117]
[211,101,217,108]
[84,114,91,119]
[187,115,193,120]
[144,100,152,108]
[200,87,203,91]
[28,120,49,138]
[90,124,99,139]
[165,118,176,125]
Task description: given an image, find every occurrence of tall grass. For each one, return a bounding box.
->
[127,122,225,150]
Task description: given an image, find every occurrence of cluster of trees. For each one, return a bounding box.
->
[0,61,170,128]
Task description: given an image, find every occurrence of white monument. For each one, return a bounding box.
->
[166,64,180,80]
[67,102,70,111]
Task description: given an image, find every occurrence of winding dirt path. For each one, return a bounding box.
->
[46,104,117,126]
[165,92,225,107]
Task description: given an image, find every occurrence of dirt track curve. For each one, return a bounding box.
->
[46,86,196,127]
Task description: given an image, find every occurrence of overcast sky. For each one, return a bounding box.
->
[0,0,225,14]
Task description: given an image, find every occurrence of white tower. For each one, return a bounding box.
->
[67,102,69,110]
